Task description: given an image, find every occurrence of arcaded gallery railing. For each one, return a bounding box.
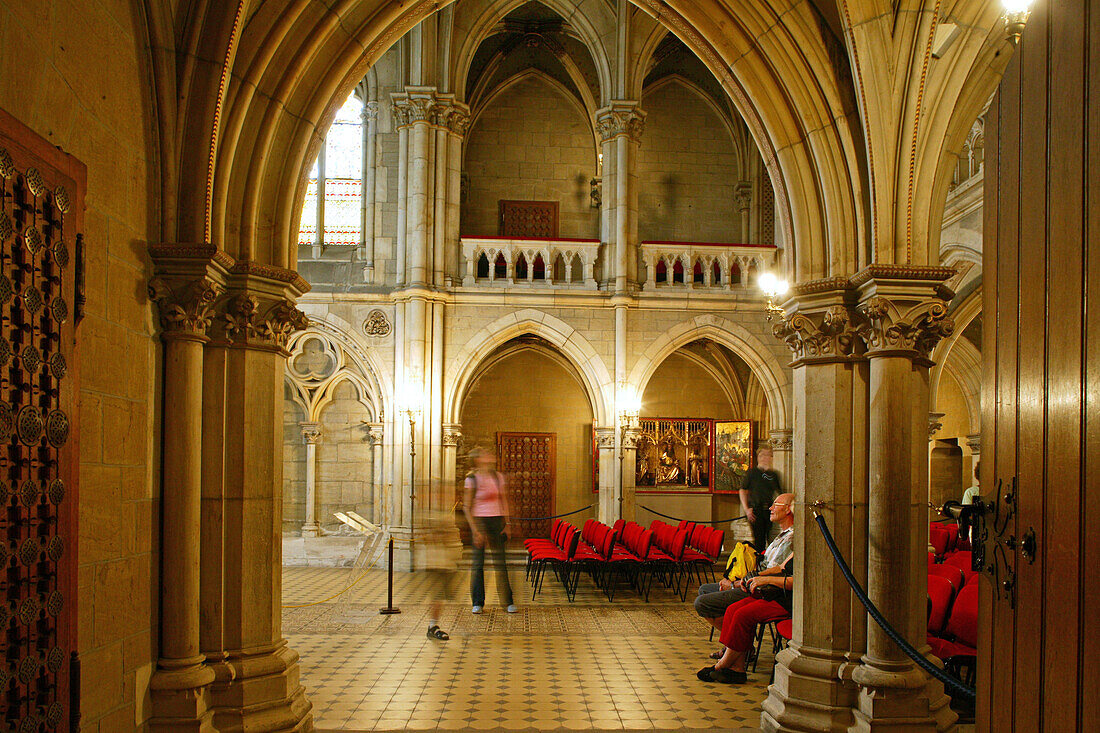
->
[461,237,600,289]
[640,241,777,290]
[459,237,777,291]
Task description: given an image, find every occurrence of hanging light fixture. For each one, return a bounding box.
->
[1003,0,1034,45]
[758,271,789,321]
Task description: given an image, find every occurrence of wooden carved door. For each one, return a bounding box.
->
[0,110,84,729]
[497,432,555,540]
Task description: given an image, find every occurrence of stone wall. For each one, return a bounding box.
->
[638,81,741,243]
[641,352,737,419]
[462,75,599,239]
[315,381,374,529]
[282,390,308,530]
[0,1,161,729]
[459,348,597,527]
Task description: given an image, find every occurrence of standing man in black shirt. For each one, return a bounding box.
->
[739,446,782,552]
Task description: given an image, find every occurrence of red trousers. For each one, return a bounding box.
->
[718,596,789,651]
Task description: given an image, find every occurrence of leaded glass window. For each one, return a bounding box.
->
[298,92,364,247]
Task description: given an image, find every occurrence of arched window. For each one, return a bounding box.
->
[298,92,364,248]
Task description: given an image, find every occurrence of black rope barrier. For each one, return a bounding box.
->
[511,504,593,521]
[812,511,976,701]
[638,504,750,525]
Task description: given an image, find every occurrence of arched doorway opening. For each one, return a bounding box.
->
[458,335,598,540]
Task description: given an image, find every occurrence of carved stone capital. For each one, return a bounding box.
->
[965,433,981,454]
[148,275,222,340]
[300,422,322,444]
[735,181,753,211]
[595,427,617,450]
[442,424,463,448]
[445,106,471,136]
[595,102,646,143]
[620,425,642,451]
[856,295,954,360]
[928,412,946,439]
[361,101,379,124]
[772,305,862,362]
[769,429,793,451]
[214,294,307,353]
[366,422,384,447]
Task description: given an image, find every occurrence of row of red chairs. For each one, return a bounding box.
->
[524,517,725,602]
[930,521,971,559]
[927,554,978,687]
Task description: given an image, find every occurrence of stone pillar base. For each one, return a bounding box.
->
[299,524,320,538]
[849,660,956,732]
[210,642,313,732]
[149,662,216,732]
[762,644,857,733]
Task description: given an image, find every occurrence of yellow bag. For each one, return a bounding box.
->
[724,541,758,581]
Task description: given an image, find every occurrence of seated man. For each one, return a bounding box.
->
[694,492,794,657]
[697,555,794,683]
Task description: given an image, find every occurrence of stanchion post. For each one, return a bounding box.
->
[379,536,400,615]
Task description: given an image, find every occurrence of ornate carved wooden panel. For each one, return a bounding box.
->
[496,432,555,540]
[498,200,558,239]
[0,109,84,730]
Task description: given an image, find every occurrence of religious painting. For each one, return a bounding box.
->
[714,421,754,493]
[635,418,713,490]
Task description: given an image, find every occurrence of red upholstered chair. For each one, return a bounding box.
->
[929,527,951,559]
[928,581,978,660]
[927,563,965,593]
[926,574,956,636]
[943,551,977,584]
[613,518,626,537]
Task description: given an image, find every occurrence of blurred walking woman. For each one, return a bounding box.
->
[463,448,517,614]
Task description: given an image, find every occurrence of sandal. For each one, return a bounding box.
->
[709,649,724,660]
[427,625,450,641]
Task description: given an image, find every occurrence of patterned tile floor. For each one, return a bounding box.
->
[283,566,775,731]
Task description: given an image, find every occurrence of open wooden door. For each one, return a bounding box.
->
[981,0,1098,728]
[0,109,84,729]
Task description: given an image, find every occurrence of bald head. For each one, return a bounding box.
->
[770,493,795,528]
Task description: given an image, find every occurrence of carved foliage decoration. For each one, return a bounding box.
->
[363,309,391,337]
[595,105,647,142]
[857,296,955,358]
[218,294,308,351]
[772,305,861,361]
[148,276,221,336]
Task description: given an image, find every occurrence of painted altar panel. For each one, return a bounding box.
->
[635,418,713,491]
[714,421,754,494]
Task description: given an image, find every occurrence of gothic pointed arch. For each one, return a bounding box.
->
[445,309,613,424]
[627,314,790,430]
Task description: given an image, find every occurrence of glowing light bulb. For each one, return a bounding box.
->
[1002,0,1032,13]
[758,271,778,295]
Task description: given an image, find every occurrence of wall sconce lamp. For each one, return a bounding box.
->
[1003,0,1034,45]
[758,271,789,321]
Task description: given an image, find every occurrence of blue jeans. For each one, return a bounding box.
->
[470,515,513,607]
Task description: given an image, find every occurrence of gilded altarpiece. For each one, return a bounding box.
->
[634,419,714,492]
[0,109,84,730]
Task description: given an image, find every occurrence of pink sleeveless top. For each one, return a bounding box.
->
[466,472,506,517]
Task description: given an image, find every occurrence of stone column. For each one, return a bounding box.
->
[595,102,645,292]
[620,425,641,522]
[735,181,752,242]
[300,423,322,537]
[442,423,463,513]
[595,427,618,523]
[768,428,793,487]
[445,107,468,284]
[850,267,956,731]
[204,267,311,730]
[147,257,223,730]
[361,101,379,282]
[762,284,867,732]
[367,423,384,524]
